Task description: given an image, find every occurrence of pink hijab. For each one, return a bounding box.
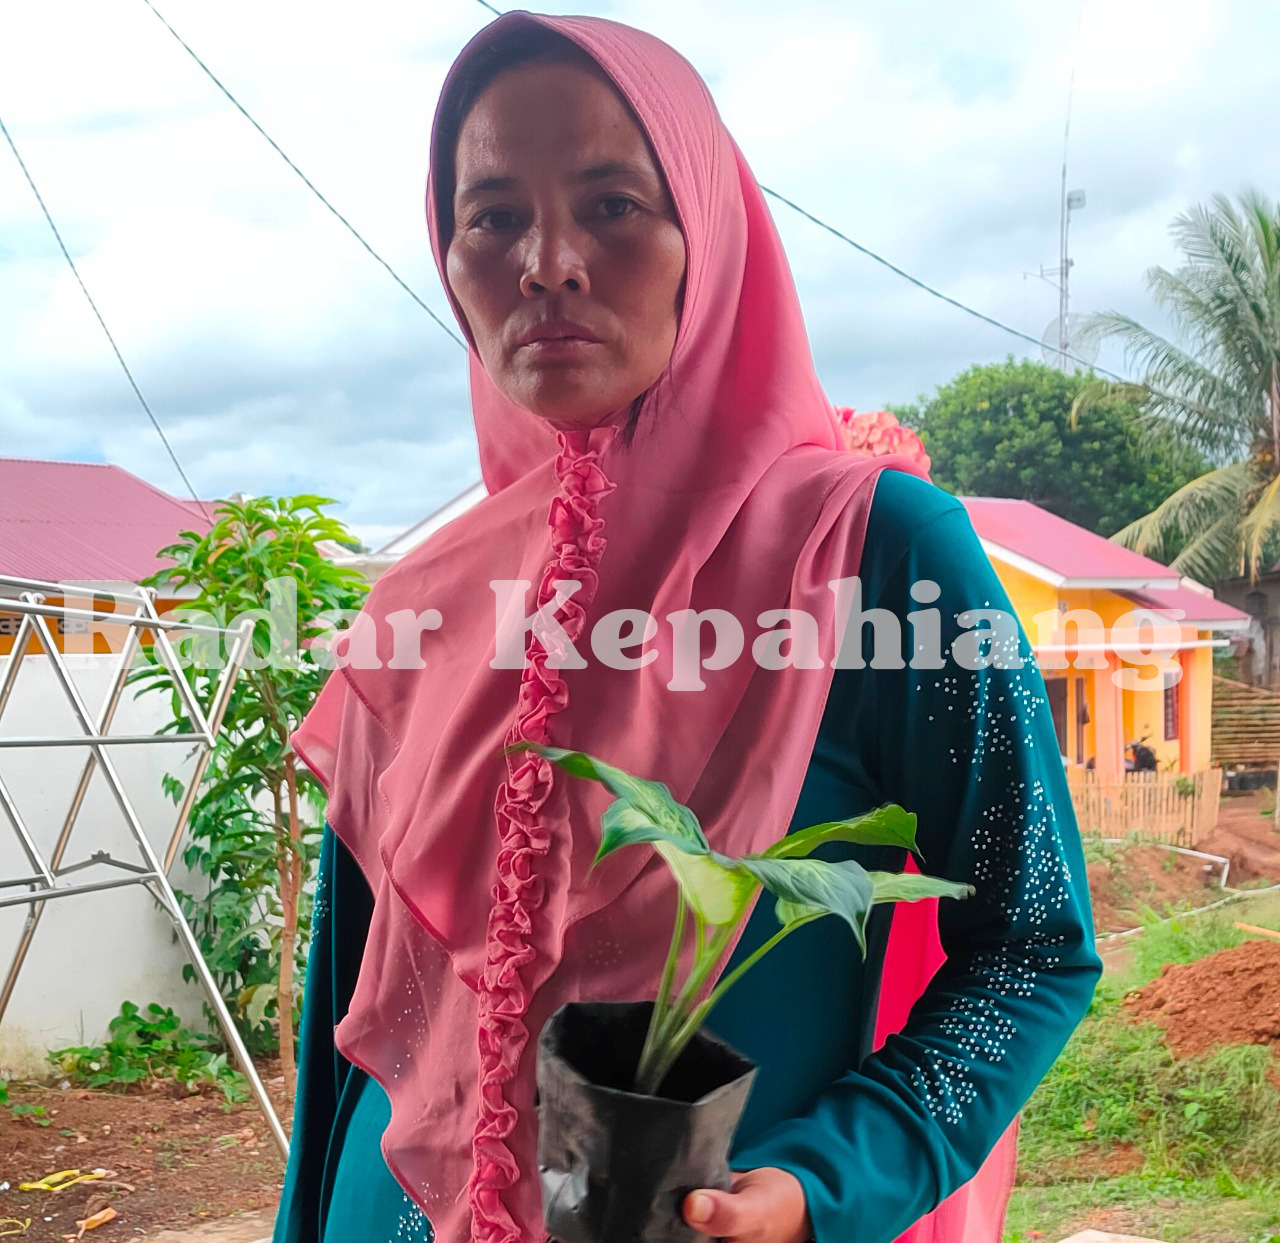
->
[290,11,1012,1242]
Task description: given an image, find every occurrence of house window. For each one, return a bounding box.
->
[1046,678,1067,755]
[1163,670,1180,741]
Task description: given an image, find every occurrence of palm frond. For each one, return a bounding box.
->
[1067,379,1144,431]
[1080,311,1254,458]
[1085,194,1280,466]
[1109,461,1252,557]
[1240,473,1280,581]
[1168,510,1243,582]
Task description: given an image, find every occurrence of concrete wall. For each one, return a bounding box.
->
[0,654,209,1076]
[1214,576,1277,686]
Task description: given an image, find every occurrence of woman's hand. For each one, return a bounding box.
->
[682,1167,812,1243]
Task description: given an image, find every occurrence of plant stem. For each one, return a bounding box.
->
[701,922,800,1019]
[634,891,687,1090]
[634,920,738,1097]
[644,922,800,1092]
[669,920,728,1017]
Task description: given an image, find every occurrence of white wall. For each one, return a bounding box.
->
[0,654,209,1076]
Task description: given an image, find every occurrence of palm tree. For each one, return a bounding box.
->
[1078,191,1280,582]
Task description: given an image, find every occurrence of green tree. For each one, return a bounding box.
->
[899,359,1205,536]
[1078,191,1280,581]
[137,495,368,1097]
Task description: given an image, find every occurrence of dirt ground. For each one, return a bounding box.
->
[1195,789,1280,883]
[1124,937,1280,1058]
[1087,845,1227,935]
[0,1068,287,1242]
[1087,789,1280,936]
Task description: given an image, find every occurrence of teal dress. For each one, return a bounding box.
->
[273,473,1103,1243]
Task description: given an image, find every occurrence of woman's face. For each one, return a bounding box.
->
[446,58,686,428]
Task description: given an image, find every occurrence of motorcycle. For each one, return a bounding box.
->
[1125,734,1158,773]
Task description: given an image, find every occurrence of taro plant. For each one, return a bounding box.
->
[513,743,973,1096]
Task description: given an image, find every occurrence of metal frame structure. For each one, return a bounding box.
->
[0,575,288,1155]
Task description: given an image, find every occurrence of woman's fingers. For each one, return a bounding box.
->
[684,1186,743,1237]
[682,1168,810,1243]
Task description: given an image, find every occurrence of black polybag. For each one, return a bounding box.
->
[536,1001,758,1243]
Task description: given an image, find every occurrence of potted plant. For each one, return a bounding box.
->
[510,743,973,1243]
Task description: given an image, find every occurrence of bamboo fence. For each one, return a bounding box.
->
[1211,675,1280,768]
[1065,768,1221,846]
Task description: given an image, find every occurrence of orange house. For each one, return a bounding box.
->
[961,498,1249,782]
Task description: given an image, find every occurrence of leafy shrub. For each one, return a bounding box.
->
[138,494,367,1094]
[48,1001,247,1103]
[162,763,321,1058]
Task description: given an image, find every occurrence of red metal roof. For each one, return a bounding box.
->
[959,496,1248,629]
[1122,583,1250,629]
[960,497,1182,586]
[0,457,213,585]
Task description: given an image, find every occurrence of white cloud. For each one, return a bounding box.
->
[2,0,1278,544]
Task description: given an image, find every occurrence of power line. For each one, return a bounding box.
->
[140,0,466,350]
[469,0,1125,383]
[0,110,213,520]
[147,0,1124,382]
[760,187,1123,382]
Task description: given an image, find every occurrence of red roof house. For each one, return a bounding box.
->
[0,457,212,585]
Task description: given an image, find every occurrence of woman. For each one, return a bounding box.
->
[274,12,1102,1243]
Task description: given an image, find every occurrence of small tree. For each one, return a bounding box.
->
[137,495,368,1096]
[899,359,1206,538]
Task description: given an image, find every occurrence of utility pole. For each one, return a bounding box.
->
[1040,66,1086,371]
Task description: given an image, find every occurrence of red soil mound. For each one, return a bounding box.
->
[1087,846,1224,935]
[1124,938,1280,1058]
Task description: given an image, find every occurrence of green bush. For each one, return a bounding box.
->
[48,1001,247,1103]
[138,494,367,1095]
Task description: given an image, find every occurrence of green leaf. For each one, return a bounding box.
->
[597,800,703,860]
[517,745,756,925]
[867,872,975,905]
[762,804,920,860]
[511,743,707,851]
[241,981,275,1030]
[596,804,751,925]
[654,842,757,927]
[740,857,876,954]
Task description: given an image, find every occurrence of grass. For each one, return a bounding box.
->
[1124,909,1249,986]
[1018,983,1280,1184]
[1008,906,1280,1242]
[1006,1174,1280,1242]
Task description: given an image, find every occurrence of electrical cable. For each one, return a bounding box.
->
[140,0,466,350]
[0,110,213,520]
[761,186,1126,383]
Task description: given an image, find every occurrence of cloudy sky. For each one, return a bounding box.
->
[3,0,1277,547]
